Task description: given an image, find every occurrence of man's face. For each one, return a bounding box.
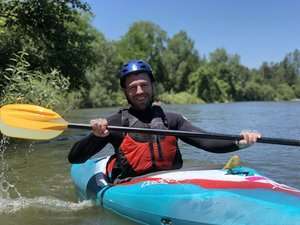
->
[124,73,153,110]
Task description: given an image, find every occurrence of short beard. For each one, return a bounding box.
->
[125,93,154,110]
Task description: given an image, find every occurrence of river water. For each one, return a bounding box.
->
[0,101,300,225]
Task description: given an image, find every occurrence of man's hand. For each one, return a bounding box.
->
[239,130,262,145]
[90,118,109,137]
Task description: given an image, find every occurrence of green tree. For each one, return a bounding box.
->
[280,54,299,86]
[285,49,300,76]
[241,81,276,101]
[0,0,97,88]
[189,64,229,102]
[257,51,299,101]
[208,48,249,101]
[84,37,124,107]
[209,48,240,65]
[293,80,300,98]
[275,83,296,100]
[116,21,167,87]
[162,31,200,92]
[259,60,296,86]
[259,62,274,84]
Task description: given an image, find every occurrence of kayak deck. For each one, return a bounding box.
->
[71,157,300,225]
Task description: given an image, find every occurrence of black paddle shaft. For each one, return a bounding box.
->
[68,123,300,147]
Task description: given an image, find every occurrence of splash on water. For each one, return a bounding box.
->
[0,137,94,215]
[0,136,21,199]
[0,196,93,214]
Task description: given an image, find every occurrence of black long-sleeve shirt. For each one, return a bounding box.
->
[68,107,240,164]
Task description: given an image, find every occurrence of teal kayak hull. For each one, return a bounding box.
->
[71,157,300,225]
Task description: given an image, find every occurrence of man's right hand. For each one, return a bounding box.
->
[90,118,109,137]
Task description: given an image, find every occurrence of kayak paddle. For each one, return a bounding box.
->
[0,104,300,146]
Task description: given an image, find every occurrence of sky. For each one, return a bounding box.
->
[85,0,300,69]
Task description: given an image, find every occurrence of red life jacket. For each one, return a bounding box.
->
[111,106,183,179]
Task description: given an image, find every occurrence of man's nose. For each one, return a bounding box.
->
[136,85,144,94]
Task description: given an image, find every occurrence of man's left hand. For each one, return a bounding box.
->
[239,130,262,145]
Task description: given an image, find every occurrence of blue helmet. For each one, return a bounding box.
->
[119,60,155,88]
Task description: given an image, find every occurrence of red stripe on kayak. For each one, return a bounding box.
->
[118,177,300,196]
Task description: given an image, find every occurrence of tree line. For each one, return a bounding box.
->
[1,0,299,110]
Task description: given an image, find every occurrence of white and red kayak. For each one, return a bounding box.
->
[71,156,300,225]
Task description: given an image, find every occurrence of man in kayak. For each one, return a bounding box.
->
[68,60,261,182]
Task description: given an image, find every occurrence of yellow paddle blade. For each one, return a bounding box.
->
[0,104,68,140]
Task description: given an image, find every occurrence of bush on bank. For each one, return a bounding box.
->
[0,51,77,111]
